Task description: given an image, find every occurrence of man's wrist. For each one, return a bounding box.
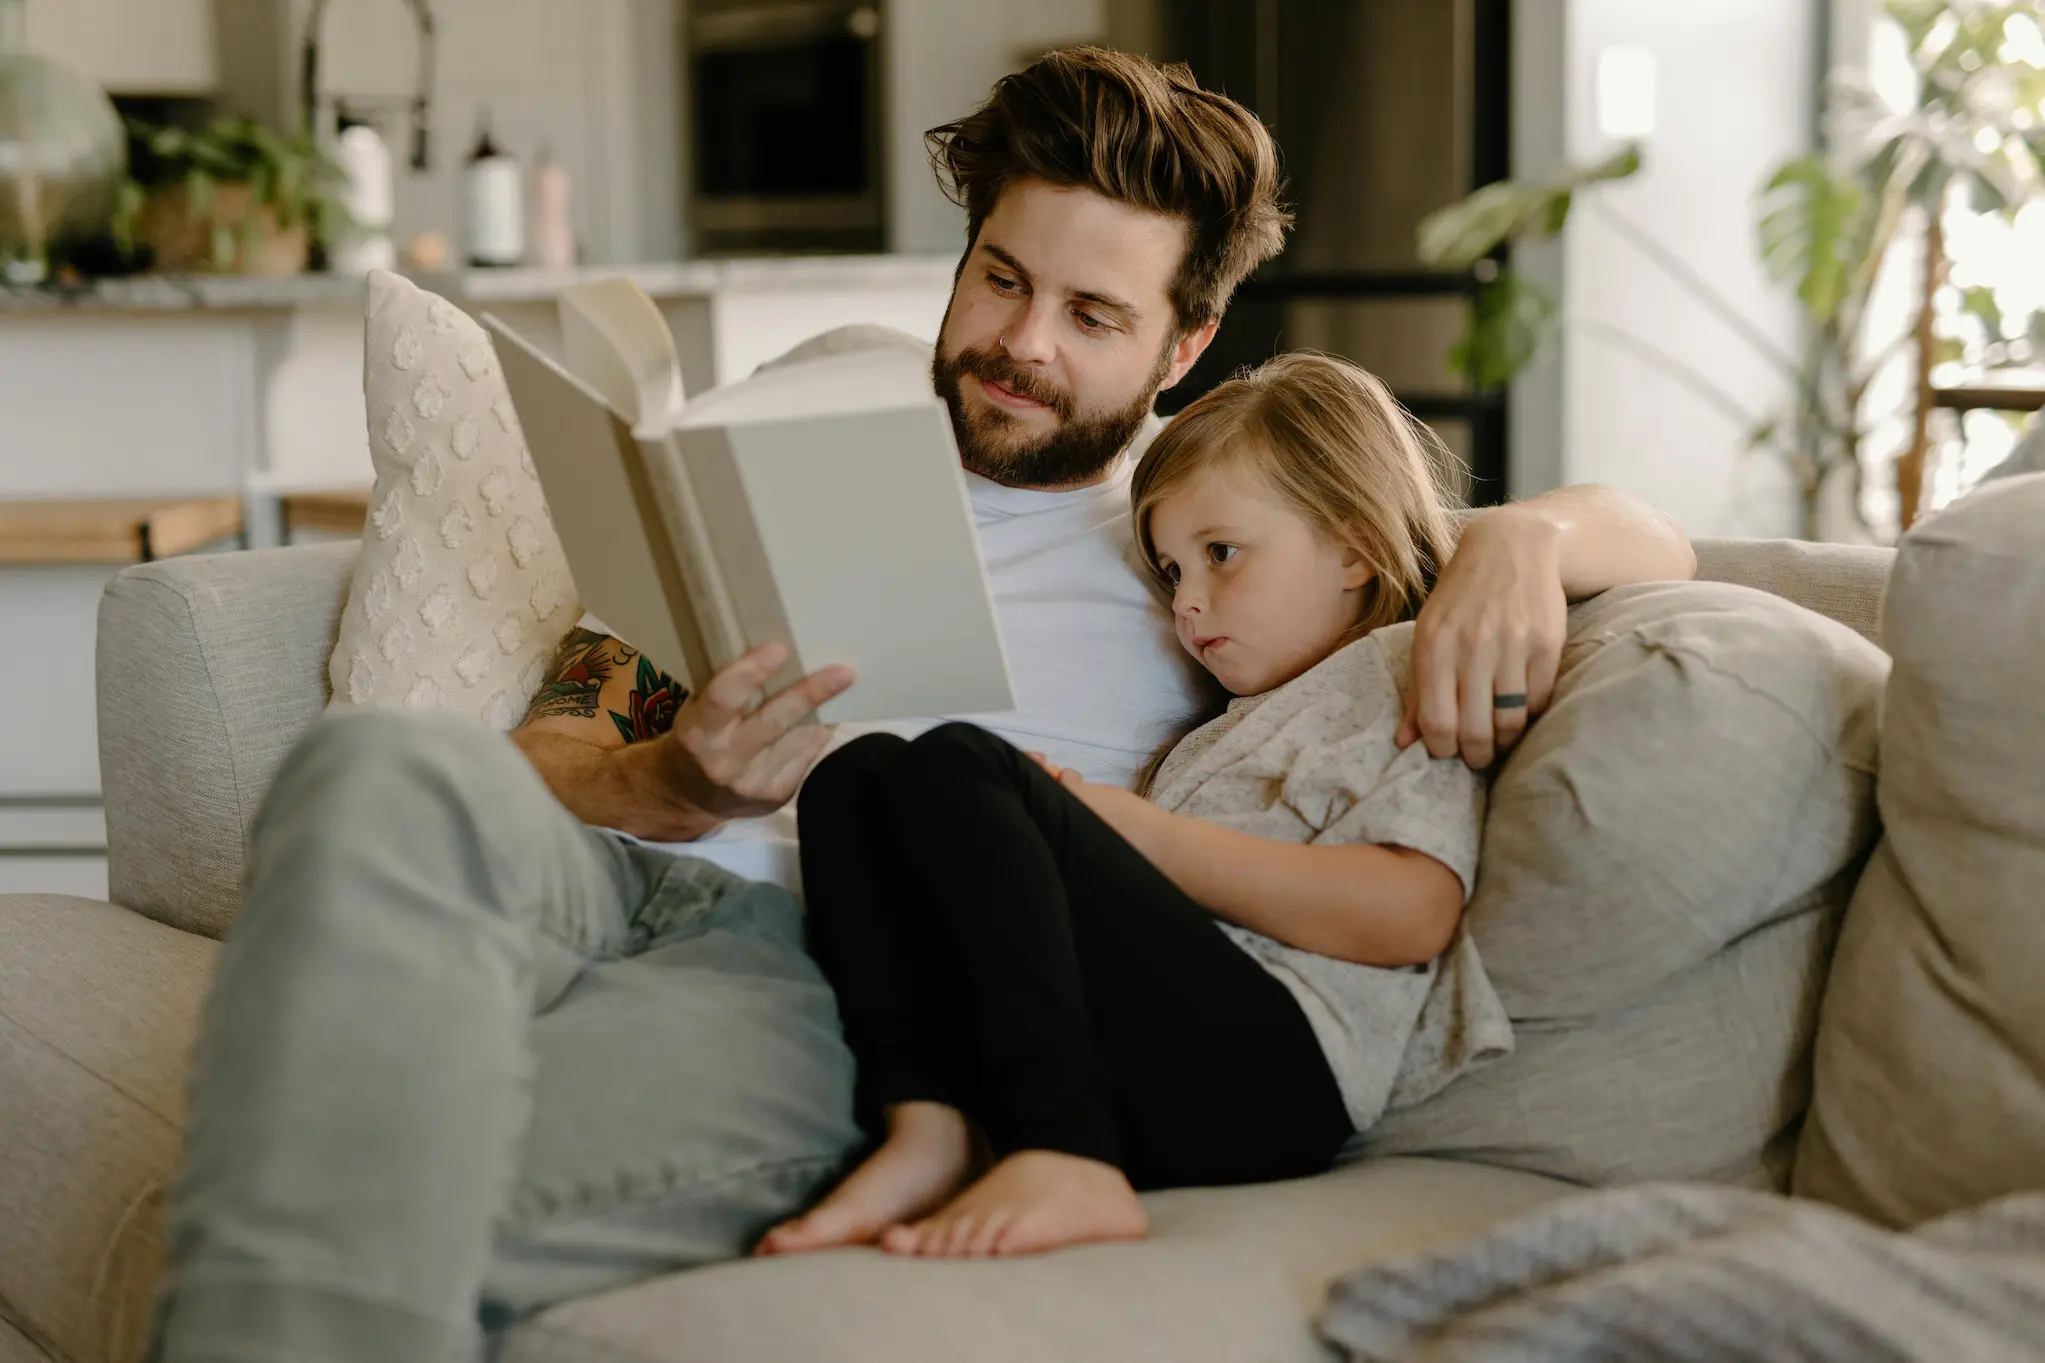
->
[1466,502,1565,565]
[618,738,725,842]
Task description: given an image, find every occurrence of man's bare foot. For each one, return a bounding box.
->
[879,1150,1147,1258]
[755,1103,978,1255]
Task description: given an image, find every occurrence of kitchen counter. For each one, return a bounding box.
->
[0,248,961,899]
[0,254,960,313]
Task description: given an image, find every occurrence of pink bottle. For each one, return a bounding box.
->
[529,142,576,269]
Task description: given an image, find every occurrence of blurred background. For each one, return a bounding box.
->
[3,0,2043,895]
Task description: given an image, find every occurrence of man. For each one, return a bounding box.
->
[149,48,1695,1363]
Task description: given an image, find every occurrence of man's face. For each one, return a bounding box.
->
[933,179,1218,489]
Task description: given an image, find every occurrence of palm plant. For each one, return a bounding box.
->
[1418,0,2045,538]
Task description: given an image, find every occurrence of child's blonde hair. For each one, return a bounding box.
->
[1133,351,1463,636]
[1128,352,1465,789]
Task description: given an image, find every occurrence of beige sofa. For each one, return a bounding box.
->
[0,532,1905,1363]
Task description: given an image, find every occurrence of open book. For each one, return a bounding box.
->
[484,279,1015,724]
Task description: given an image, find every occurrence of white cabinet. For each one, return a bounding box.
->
[24,0,218,95]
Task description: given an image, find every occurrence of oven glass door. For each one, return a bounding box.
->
[691,3,881,248]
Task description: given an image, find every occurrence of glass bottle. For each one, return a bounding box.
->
[0,0,126,284]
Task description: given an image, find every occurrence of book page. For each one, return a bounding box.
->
[486,315,708,692]
[681,401,1015,724]
[558,277,684,433]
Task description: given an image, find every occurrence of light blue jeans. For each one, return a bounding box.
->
[145,710,861,1363]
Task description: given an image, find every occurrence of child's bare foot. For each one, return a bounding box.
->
[879,1150,1147,1258]
[755,1103,977,1255]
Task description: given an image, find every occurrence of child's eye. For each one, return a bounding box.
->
[1207,543,1239,566]
[1159,561,1181,585]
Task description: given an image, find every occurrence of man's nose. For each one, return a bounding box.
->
[1003,299,1059,366]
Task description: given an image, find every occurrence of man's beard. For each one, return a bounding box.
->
[931,342,1171,488]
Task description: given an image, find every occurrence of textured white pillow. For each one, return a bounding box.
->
[326,269,580,729]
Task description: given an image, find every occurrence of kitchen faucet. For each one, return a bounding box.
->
[300,0,437,171]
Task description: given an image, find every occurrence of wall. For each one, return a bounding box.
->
[1512,0,1819,535]
[215,0,679,267]
[884,0,1108,255]
[23,0,217,93]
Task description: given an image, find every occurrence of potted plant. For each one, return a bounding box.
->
[1417,0,2045,539]
[115,116,345,276]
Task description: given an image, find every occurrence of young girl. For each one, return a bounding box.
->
[758,352,1510,1260]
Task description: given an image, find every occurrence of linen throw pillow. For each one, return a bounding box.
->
[1794,473,2045,1227]
[1357,581,1888,1190]
[326,270,580,729]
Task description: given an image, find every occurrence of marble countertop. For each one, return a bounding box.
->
[0,254,960,314]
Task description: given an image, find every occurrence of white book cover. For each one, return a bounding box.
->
[485,283,1015,725]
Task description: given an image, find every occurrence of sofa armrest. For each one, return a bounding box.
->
[97,541,358,939]
[1694,537,1894,646]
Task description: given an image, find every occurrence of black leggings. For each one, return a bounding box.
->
[795,722,1352,1192]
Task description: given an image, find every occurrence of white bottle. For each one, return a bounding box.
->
[329,106,396,274]
[463,108,524,268]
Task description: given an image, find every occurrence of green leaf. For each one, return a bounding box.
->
[1540,188,1573,236]
[1757,155,1867,320]
[1961,284,2004,339]
[1450,272,1557,390]
[1576,143,1645,185]
[1416,144,1643,268]
[1417,181,1535,268]
[112,179,144,255]
[1932,334,1966,366]
[185,168,214,221]
[1884,0,1945,52]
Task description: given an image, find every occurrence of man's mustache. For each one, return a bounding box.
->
[951,348,1077,421]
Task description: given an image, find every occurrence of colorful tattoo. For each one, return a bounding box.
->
[610,654,689,743]
[521,628,635,723]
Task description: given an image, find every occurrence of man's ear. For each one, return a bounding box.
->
[1157,319,1220,392]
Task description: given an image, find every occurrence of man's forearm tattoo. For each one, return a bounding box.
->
[521,628,690,741]
[610,654,690,743]
[522,628,635,723]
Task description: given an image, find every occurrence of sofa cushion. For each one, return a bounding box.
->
[0,896,216,1363]
[1360,581,1887,1189]
[1794,473,2045,1227]
[328,270,580,729]
[501,1157,1575,1363]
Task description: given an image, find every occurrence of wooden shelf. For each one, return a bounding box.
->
[280,488,371,537]
[0,497,245,564]
[1932,385,2045,413]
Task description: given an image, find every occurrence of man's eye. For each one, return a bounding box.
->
[1074,310,1105,331]
[988,273,1020,292]
[1208,543,1239,565]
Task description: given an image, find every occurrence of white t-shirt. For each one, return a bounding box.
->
[607,423,1211,893]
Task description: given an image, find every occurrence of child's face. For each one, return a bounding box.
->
[1148,458,1375,695]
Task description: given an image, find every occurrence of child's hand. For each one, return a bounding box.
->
[1057,771,1149,830]
[1025,750,1069,782]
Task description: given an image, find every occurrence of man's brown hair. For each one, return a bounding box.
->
[926,46,1290,331]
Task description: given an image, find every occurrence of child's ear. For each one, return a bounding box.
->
[1340,546,1376,592]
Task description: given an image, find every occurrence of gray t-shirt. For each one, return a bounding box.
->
[1148,622,1513,1131]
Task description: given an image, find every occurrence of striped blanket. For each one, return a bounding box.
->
[1323,1184,2045,1362]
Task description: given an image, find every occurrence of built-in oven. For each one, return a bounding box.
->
[687,0,886,255]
